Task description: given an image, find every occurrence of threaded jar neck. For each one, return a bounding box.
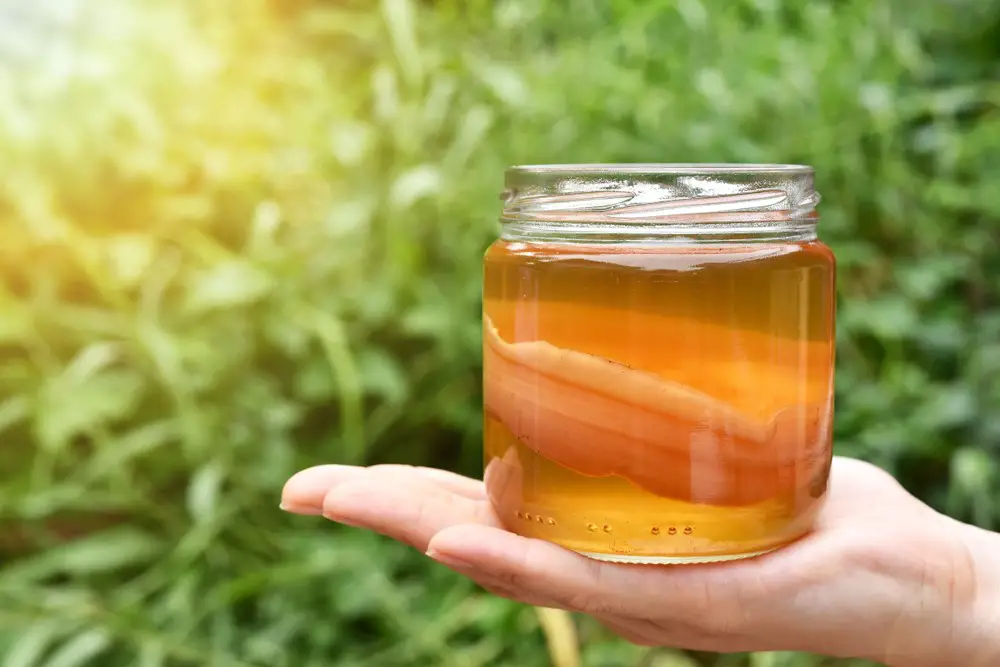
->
[500,164,820,243]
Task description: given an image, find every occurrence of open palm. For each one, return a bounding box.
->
[281,457,996,667]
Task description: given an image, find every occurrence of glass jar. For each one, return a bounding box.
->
[482,164,835,564]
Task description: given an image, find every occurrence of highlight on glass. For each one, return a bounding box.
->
[482,164,836,564]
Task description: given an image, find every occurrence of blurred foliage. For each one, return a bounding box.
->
[0,0,998,665]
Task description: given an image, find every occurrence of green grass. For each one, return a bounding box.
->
[0,0,998,664]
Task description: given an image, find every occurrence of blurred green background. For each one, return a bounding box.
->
[0,0,998,665]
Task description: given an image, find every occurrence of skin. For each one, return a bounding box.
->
[280,457,1000,666]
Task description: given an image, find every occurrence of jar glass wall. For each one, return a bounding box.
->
[482,164,836,564]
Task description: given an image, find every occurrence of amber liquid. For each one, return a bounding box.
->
[482,240,835,562]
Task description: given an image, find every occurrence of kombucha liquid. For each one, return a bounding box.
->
[482,240,835,563]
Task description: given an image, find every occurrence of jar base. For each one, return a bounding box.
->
[577,548,776,565]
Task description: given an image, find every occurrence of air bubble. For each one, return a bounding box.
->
[602,524,612,533]
[516,511,523,519]
[525,513,533,521]
[536,515,543,523]
[650,527,660,535]
[684,527,693,535]
[547,518,556,526]
[668,527,677,535]
[587,523,598,532]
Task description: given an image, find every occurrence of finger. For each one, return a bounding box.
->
[428,545,572,609]
[426,524,802,625]
[426,524,647,616]
[596,618,661,647]
[281,465,365,514]
[322,470,500,552]
[463,572,563,609]
[398,465,487,500]
[599,615,757,654]
[281,464,485,514]
[431,524,765,655]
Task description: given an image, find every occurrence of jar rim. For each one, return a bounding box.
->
[507,163,814,177]
[500,162,820,241]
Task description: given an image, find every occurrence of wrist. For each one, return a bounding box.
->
[865,513,1000,667]
[951,520,1000,666]
[892,517,1000,667]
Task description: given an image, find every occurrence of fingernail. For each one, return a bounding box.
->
[426,548,474,570]
[279,503,323,516]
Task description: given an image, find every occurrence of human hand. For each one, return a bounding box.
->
[280,457,1000,666]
